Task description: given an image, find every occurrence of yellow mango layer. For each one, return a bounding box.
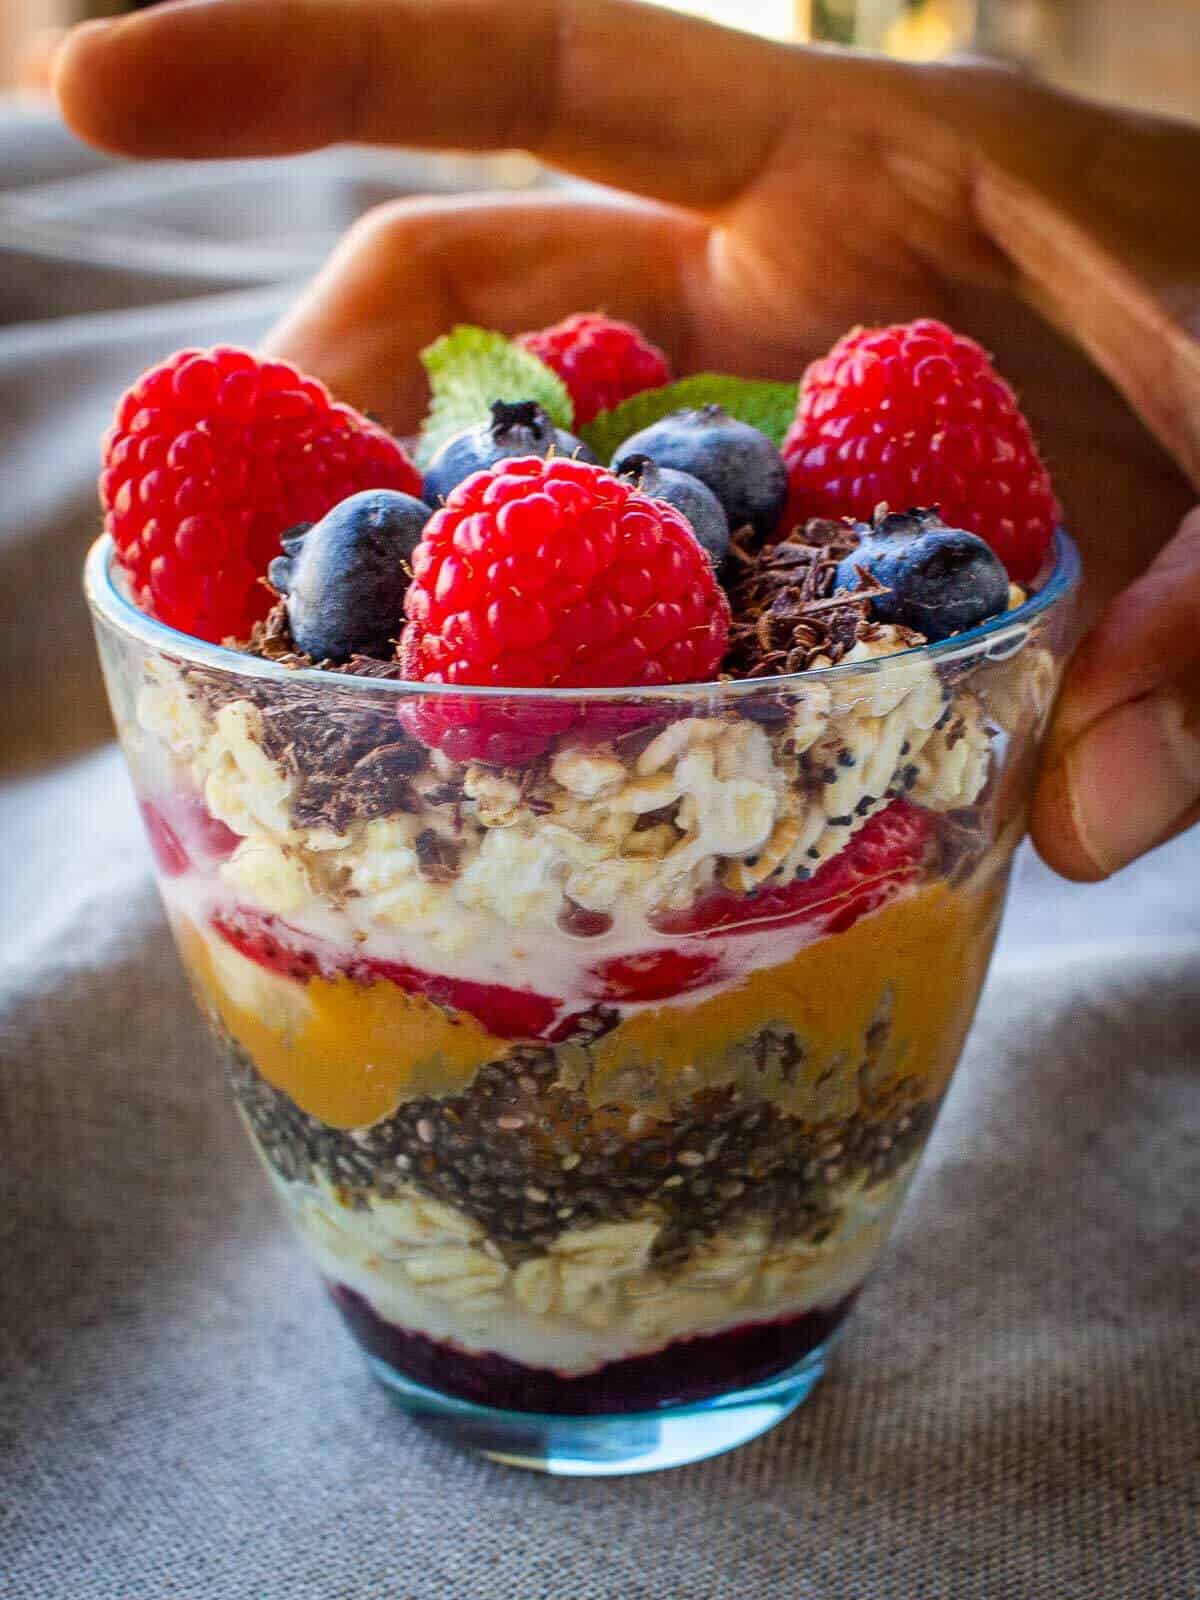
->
[586,877,1003,1119]
[178,875,1003,1131]
[178,920,509,1127]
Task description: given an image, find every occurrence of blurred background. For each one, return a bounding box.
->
[4,0,1198,118]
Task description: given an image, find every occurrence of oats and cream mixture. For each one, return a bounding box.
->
[136,623,997,986]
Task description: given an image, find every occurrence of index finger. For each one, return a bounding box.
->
[52,0,826,209]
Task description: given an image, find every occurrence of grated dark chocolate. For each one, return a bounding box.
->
[244,602,407,680]
[198,604,432,831]
[722,518,890,678]
[414,827,461,883]
[256,702,426,833]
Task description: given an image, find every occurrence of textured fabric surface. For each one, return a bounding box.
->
[1,106,1198,1600]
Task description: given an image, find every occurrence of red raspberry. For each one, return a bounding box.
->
[140,794,238,877]
[782,319,1059,583]
[399,456,730,763]
[655,799,935,941]
[587,947,723,1005]
[584,801,934,1004]
[211,907,326,985]
[516,313,671,425]
[100,346,421,643]
[211,907,565,1040]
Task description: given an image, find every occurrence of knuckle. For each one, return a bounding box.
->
[349,197,429,255]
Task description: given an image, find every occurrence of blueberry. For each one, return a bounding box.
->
[617,454,731,567]
[834,507,1010,642]
[612,404,787,539]
[422,399,597,505]
[268,489,431,662]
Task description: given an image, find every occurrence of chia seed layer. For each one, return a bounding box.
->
[330,1280,856,1413]
[227,1015,936,1268]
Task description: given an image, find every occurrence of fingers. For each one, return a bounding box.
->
[974,134,1200,500]
[1031,506,1200,879]
[259,193,707,431]
[52,0,808,208]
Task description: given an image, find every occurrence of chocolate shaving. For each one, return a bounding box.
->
[342,743,424,819]
[517,759,556,801]
[245,603,406,680]
[414,828,461,883]
[272,710,425,833]
[222,604,431,831]
[338,655,407,681]
[632,804,680,833]
[241,602,305,665]
[424,782,467,808]
[723,518,885,678]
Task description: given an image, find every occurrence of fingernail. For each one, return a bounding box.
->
[1064,689,1200,874]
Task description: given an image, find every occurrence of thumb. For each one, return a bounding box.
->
[1032,507,1200,879]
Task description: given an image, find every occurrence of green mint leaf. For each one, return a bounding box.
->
[579,374,799,463]
[416,326,574,468]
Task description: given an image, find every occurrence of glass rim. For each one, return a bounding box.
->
[85,528,1080,704]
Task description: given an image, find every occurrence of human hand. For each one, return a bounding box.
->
[53,0,1200,879]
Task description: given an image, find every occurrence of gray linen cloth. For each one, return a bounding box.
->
[1,105,1197,1600]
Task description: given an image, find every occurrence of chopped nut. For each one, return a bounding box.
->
[463,766,523,827]
[550,744,627,799]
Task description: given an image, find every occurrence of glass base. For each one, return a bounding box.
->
[367,1343,829,1476]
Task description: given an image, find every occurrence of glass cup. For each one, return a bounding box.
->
[86,530,1079,1475]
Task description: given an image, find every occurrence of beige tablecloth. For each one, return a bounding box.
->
[1,105,1197,1600]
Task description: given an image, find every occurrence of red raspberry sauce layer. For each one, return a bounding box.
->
[206,800,935,1034]
[329,1281,855,1414]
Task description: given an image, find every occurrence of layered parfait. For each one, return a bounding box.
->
[94,315,1067,1415]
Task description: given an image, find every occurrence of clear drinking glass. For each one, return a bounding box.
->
[86,530,1079,1475]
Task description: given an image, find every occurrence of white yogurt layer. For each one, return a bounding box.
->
[161,862,909,1017]
[272,1162,916,1373]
